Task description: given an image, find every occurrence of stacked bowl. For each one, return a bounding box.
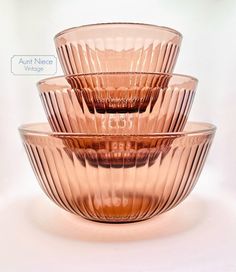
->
[19,23,216,223]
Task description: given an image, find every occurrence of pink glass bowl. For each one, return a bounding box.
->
[19,122,215,223]
[38,72,197,133]
[54,23,182,74]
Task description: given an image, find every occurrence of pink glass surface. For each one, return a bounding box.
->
[38,72,197,133]
[19,122,215,223]
[54,23,182,74]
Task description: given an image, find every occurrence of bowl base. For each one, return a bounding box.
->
[69,194,161,223]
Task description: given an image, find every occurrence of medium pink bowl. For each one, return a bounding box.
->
[37,72,197,133]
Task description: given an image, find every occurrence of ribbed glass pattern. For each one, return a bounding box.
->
[19,122,215,223]
[38,73,197,133]
[54,23,182,74]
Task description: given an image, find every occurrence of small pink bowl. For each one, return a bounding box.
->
[54,23,182,74]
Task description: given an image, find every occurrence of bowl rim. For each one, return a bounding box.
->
[54,22,183,40]
[19,122,216,137]
[37,72,198,86]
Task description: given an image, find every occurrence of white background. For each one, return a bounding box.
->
[0,0,236,271]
